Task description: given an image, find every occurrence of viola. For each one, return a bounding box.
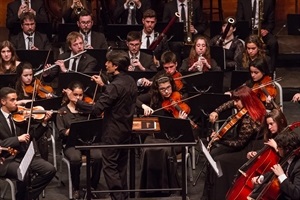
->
[161,91,198,129]
[0,146,18,156]
[207,108,248,151]
[13,106,66,123]
[252,76,277,103]
[24,79,57,99]
[172,71,184,91]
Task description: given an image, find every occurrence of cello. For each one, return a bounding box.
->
[226,121,300,200]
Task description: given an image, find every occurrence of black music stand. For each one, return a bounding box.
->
[57,72,98,97]
[287,14,300,35]
[181,71,225,93]
[210,46,226,70]
[155,116,195,143]
[66,118,102,148]
[155,22,185,42]
[0,74,17,89]
[105,24,143,41]
[25,97,63,110]
[85,49,108,71]
[16,50,54,69]
[230,70,250,90]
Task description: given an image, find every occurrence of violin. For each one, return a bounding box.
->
[24,79,57,99]
[172,71,184,91]
[207,108,248,151]
[13,106,66,123]
[161,91,198,129]
[252,76,277,103]
[0,146,18,156]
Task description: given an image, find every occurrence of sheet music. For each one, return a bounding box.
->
[17,141,35,181]
[200,140,223,177]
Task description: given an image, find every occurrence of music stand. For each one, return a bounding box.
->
[105,24,143,41]
[155,116,195,143]
[155,22,185,42]
[85,49,108,71]
[10,22,53,41]
[25,97,63,110]
[287,14,300,35]
[66,118,102,148]
[16,50,54,69]
[0,74,17,89]
[230,70,250,90]
[57,72,98,97]
[210,46,226,70]
[181,71,224,93]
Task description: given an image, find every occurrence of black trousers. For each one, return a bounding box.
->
[5,156,56,200]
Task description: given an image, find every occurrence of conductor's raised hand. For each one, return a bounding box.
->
[209,111,218,123]
[63,88,77,103]
[91,75,104,87]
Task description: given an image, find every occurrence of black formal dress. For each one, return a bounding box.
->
[0,110,56,200]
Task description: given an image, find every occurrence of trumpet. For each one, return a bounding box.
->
[196,54,203,71]
[22,0,30,11]
[74,0,84,15]
[128,1,136,10]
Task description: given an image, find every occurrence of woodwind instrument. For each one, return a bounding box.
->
[257,0,264,43]
[185,0,193,45]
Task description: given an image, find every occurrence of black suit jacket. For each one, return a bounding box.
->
[162,0,208,35]
[91,31,108,49]
[236,0,275,33]
[44,51,98,82]
[0,111,48,176]
[10,31,51,50]
[114,0,151,24]
[6,0,49,31]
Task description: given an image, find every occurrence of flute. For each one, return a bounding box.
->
[34,50,87,76]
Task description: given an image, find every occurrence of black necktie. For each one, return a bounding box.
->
[8,114,16,136]
[252,0,257,18]
[181,3,186,23]
[71,58,77,71]
[27,36,33,50]
[146,35,150,48]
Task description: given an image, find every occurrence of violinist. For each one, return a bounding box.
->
[0,40,20,74]
[0,87,56,200]
[251,131,300,200]
[15,62,54,101]
[245,57,277,109]
[201,85,266,200]
[138,51,188,98]
[56,81,102,199]
[136,72,198,197]
[180,36,220,72]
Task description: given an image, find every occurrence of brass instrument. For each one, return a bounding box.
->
[22,0,30,11]
[74,0,84,15]
[185,0,193,45]
[257,0,264,42]
[127,1,136,25]
[128,1,136,10]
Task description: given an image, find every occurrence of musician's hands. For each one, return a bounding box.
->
[137,78,152,87]
[178,110,188,119]
[130,59,145,71]
[18,133,30,143]
[264,139,278,152]
[42,111,53,124]
[209,112,218,123]
[55,60,67,73]
[63,88,77,104]
[91,75,105,86]
[65,129,70,136]
[271,164,284,177]
[210,131,219,141]
[189,60,203,72]
[71,0,83,9]
[247,151,257,159]
[200,57,211,69]
[30,45,39,50]
[261,29,269,37]
[141,104,154,116]
[292,93,300,102]
[265,95,272,104]
[251,175,264,185]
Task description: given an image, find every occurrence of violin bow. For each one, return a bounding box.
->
[173,71,204,81]
[87,69,102,120]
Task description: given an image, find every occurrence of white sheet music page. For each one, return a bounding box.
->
[200,140,223,177]
[17,141,35,181]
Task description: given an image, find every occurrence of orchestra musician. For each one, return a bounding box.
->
[62,0,92,23]
[180,35,221,72]
[0,40,21,74]
[136,72,197,197]
[0,87,56,200]
[56,81,102,199]
[210,16,245,70]
[63,50,137,200]
[251,131,300,200]
[201,85,266,200]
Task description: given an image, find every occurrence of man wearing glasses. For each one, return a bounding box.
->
[10,12,50,50]
[126,31,156,72]
[77,10,108,49]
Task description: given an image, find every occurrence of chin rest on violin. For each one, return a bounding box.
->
[12,106,66,123]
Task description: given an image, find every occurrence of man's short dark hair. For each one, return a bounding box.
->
[20,12,36,24]
[143,9,156,19]
[78,9,93,19]
[161,51,177,65]
[106,50,130,72]
[0,87,16,100]
[126,31,141,42]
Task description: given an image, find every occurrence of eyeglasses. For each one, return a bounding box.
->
[159,85,172,93]
[79,21,92,25]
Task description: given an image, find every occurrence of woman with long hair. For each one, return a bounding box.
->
[0,40,20,74]
[180,36,220,72]
[202,85,266,200]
